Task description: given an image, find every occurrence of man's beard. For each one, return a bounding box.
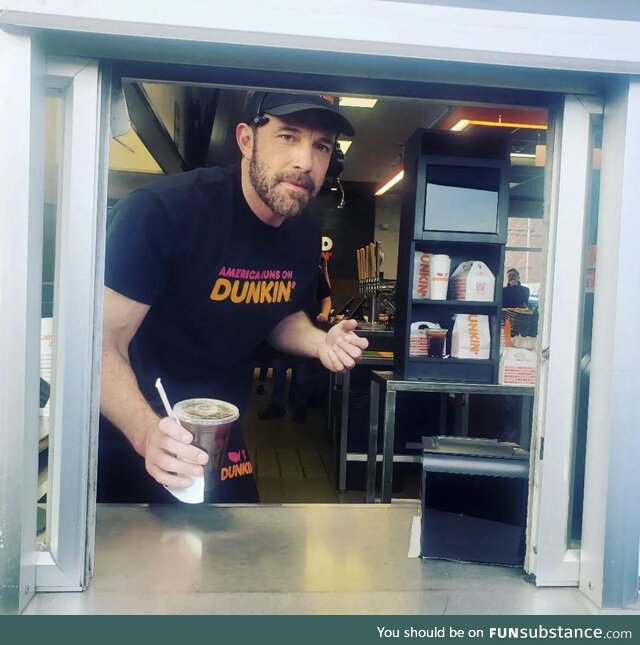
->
[249,144,318,219]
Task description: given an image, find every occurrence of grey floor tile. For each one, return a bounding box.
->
[256,448,280,477]
[277,447,304,473]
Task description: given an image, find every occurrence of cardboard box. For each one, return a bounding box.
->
[499,347,537,386]
[410,320,439,356]
[449,260,495,302]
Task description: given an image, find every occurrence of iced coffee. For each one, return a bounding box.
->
[426,328,447,358]
[173,398,239,492]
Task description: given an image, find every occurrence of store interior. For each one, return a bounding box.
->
[39,79,549,531]
[100,81,545,503]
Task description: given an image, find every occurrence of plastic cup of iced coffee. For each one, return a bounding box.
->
[173,398,239,493]
[425,328,448,358]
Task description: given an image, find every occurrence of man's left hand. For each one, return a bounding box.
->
[317,319,368,372]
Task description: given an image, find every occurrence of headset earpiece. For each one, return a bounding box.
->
[251,92,270,127]
[326,143,345,180]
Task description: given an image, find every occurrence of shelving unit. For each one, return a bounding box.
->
[395,129,510,383]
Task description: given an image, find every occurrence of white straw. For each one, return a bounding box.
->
[155,378,183,426]
[155,377,203,504]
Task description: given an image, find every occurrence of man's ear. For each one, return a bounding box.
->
[236,123,254,160]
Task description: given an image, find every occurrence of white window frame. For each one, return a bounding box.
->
[0,39,108,605]
[0,27,46,613]
[579,79,640,609]
[527,94,604,586]
[32,55,108,591]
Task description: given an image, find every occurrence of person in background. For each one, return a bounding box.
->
[258,259,331,422]
[502,268,530,308]
[254,343,271,396]
[99,90,367,503]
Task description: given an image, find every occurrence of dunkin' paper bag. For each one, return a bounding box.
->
[412,251,431,299]
[451,314,491,359]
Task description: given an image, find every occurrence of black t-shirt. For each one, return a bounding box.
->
[502,284,530,308]
[99,165,321,503]
[302,265,331,320]
[316,268,332,305]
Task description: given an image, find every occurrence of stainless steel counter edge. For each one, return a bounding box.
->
[24,504,606,615]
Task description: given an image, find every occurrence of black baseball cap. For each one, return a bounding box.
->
[245,91,355,137]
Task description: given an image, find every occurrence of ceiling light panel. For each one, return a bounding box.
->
[339,97,378,108]
[337,140,352,154]
[375,170,404,196]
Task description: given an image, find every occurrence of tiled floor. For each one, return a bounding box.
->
[243,369,351,503]
[243,369,423,504]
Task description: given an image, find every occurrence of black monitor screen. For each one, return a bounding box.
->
[424,165,500,234]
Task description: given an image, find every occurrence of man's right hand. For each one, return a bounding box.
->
[143,417,209,488]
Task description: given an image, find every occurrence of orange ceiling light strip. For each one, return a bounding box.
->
[451,119,547,132]
[439,106,548,131]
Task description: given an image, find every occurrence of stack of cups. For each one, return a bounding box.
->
[429,254,451,300]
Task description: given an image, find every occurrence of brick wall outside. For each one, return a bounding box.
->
[505,217,545,295]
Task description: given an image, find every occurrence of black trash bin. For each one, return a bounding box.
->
[420,436,530,567]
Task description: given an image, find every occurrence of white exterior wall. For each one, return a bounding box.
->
[0,28,45,613]
[1,0,640,74]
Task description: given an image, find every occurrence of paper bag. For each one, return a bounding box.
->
[451,314,491,359]
[412,251,431,299]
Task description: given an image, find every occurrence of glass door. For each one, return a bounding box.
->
[527,94,604,586]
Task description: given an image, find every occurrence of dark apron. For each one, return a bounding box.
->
[97,367,259,504]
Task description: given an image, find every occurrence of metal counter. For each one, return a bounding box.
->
[367,372,535,503]
[330,354,394,491]
[23,503,601,615]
